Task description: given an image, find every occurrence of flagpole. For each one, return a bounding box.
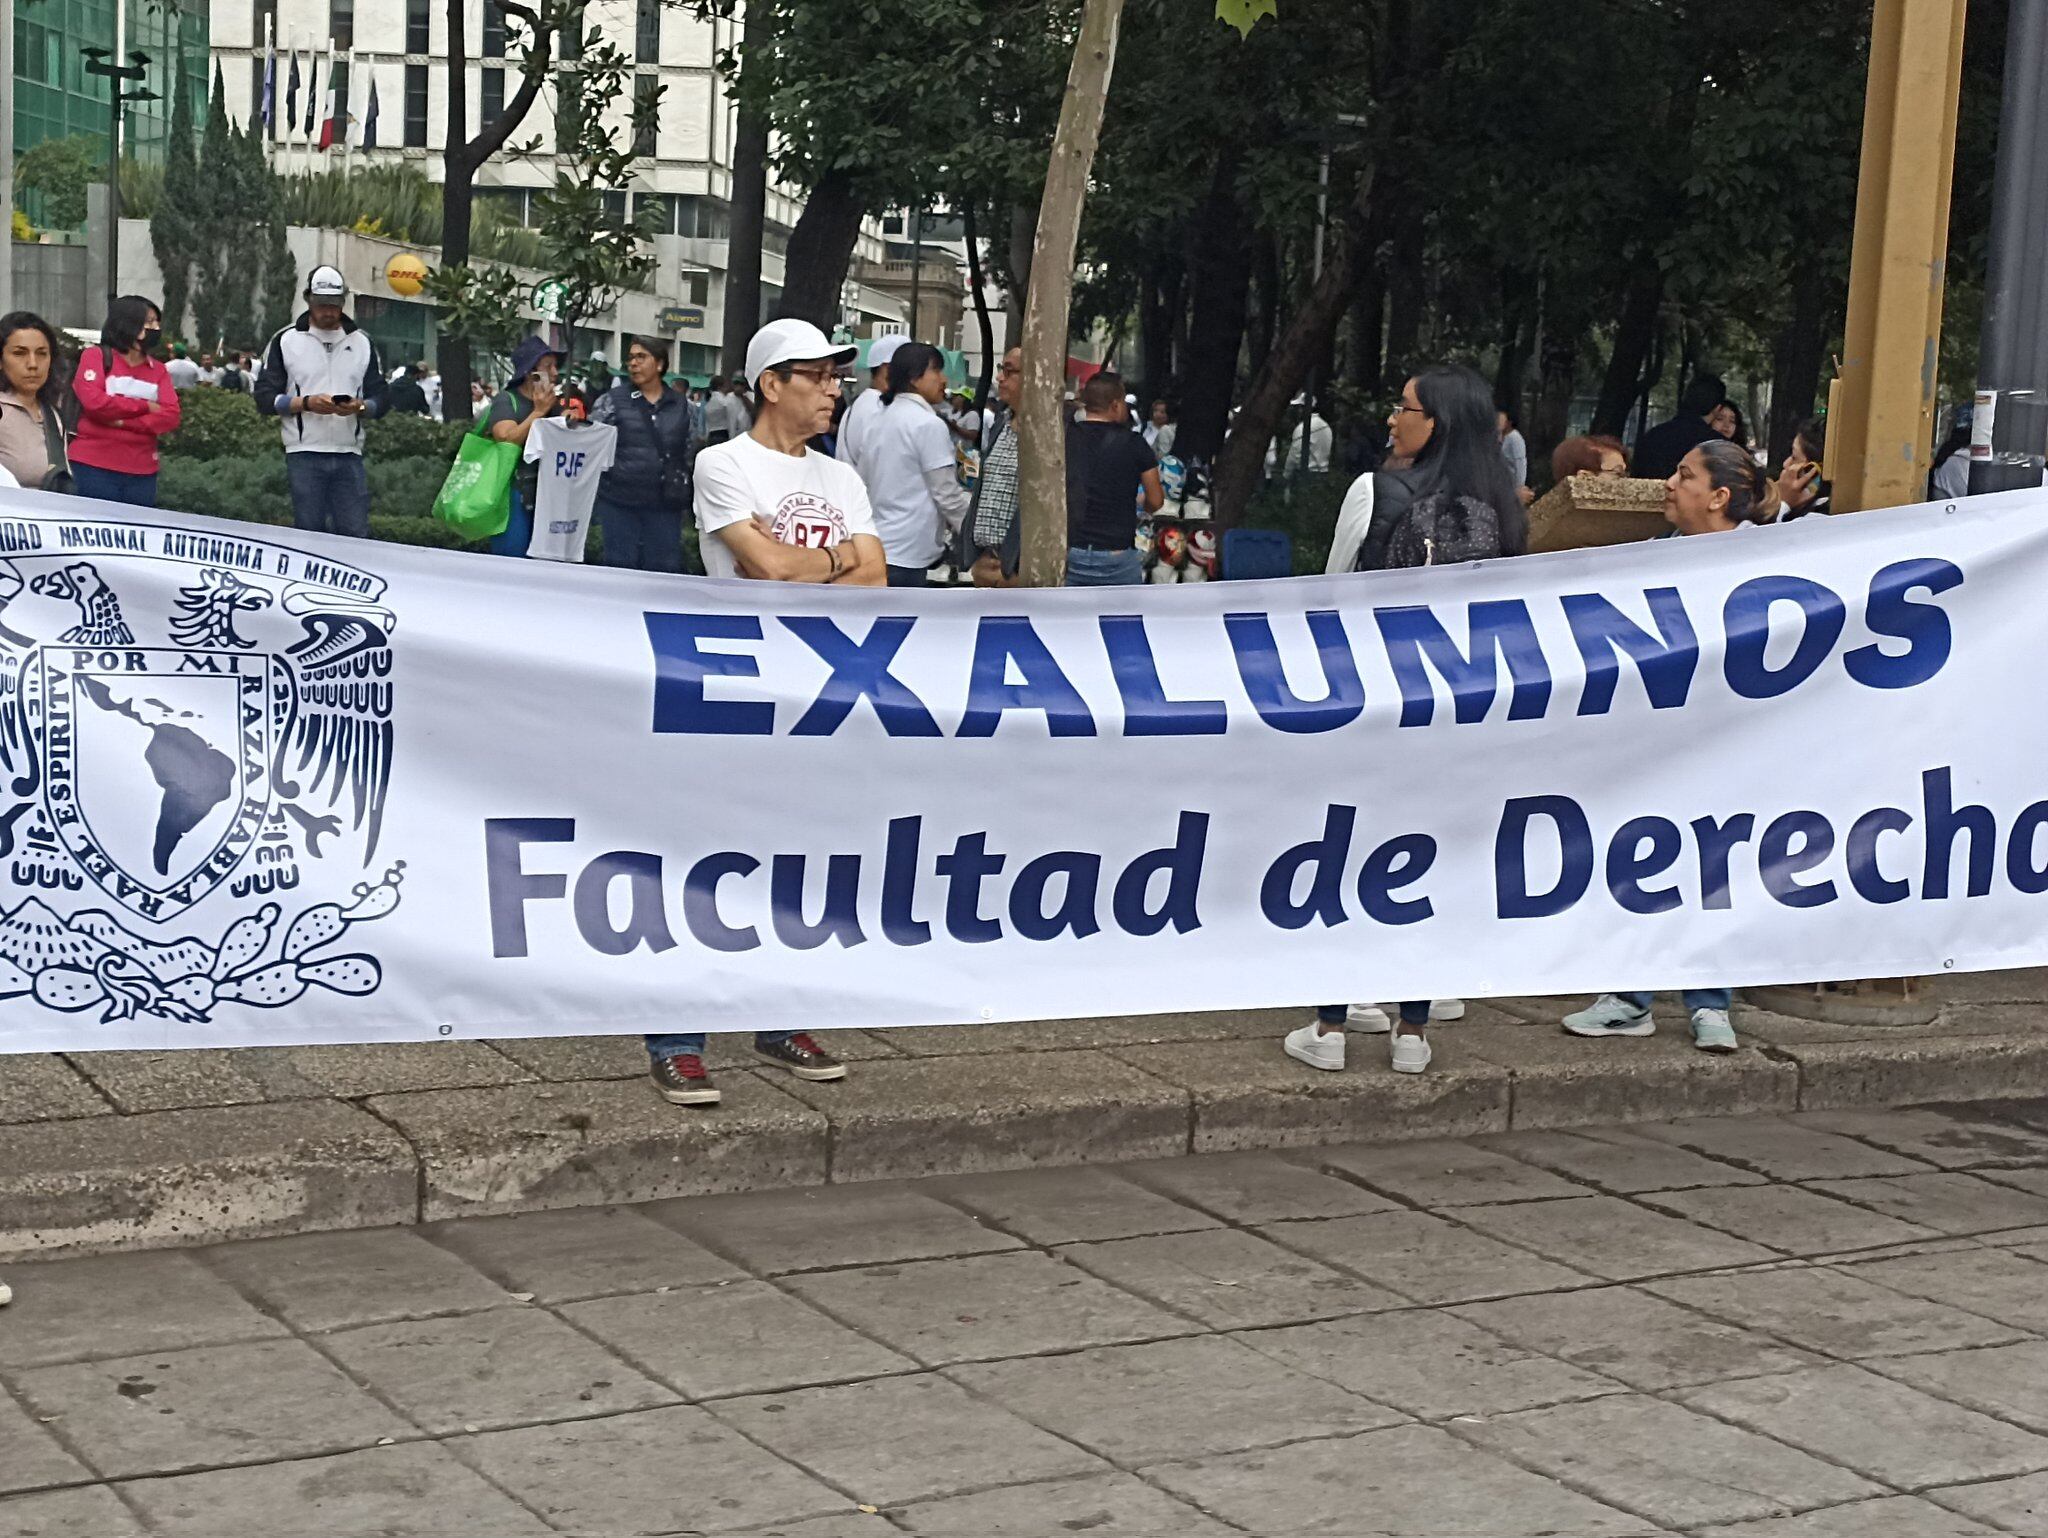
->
[344,48,356,173]
[262,14,274,170]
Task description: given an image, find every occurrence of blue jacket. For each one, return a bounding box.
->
[590,382,692,507]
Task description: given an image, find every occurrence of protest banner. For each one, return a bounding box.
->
[0,487,2041,1054]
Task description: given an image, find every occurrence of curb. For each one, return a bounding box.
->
[3,993,2046,1258]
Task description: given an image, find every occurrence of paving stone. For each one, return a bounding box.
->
[1695,1496,2001,1537]
[777,1250,1189,1366]
[1924,1471,2048,1534]
[1977,1165,2048,1200]
[1683,1364,2048,1490]
[559,1280,916,1398]
[1647,1265,2029,1359]
[744,1516,897,1538]
[888,1471,1238,1537]
[1793,1107,2048,1169]
[1257,1209,1592,1304]
[772,1051,1191,1182]
[1457,1392,1882,1529]
[0,1100,417,1259]
[1456,1019,1799,1129]
[63,1050,300,1112]
[1057,1227,1403,1328]
[11,1337,410,1479]
[708,1374,1106,1507]
[0,1387,93,1494]
[1451,1283,1824,1391]
[1309,1137,1590,1206]
[199,1226,516,1331]
[1143,1422,1652,1537]
[1120,1149,1401,1222]
[929,1165,1221,1244]
[0,1250,288,1368]
[483,1034,648,1082]
[421,1203,746,1302]
[316,1306,673,1434]
[949,1334,1399,1465]
[1631,1115,1935,1180]
[1238,1308,1622,1419]
[0,1058,107,1124]
[116,1442,553,1536]
[879,1008,1298,1056]
[455,1403,852,1535]
[645,1182,1022,1274]
[1872,1341,2048,1434]
[0,1485,147,1538]
[1111,1036,1509,1153]
[1452,1194,1778,1280]
[700,1029,904,1069]
[1806,1171,2048,1236]
[271,1042,535,1097]
[1472,1125,1767,1193]
[364,1075,826,1221]
[1639,1183,1941,1256]
[1772,1032,2048,1111]
[1839,1245,2048,1332]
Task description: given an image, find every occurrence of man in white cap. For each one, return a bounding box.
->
[645,317,884,1108]
[255,264,389,538]
[835,333,904,473]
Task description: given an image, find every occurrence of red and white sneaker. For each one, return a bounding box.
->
[650,1053,721,1106]
[754,1033,848,1081]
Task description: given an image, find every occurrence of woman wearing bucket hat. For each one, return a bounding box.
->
[483,335,568,556]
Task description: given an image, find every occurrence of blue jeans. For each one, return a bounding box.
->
[646,1031,794,1060]
[1066,546,1144,586]
[886,563,930,587]
[71,462,157,507]
[1619,990,1732,1013]
[490,486,533,556]
[286,452,371,538]
[597,496,683,573]
[1318,1002,1432,1027]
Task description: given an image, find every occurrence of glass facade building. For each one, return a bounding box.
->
[14,0,210,160]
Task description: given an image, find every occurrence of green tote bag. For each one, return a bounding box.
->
[432,419,520,540]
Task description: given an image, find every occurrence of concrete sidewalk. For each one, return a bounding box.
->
[4,969,2048,1259]
[8,1103,2048,1535]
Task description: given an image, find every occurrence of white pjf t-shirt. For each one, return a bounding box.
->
[694,431,878,581]
[522,418,617,562]
[859,394,955,567]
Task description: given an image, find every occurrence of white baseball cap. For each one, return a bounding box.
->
[865,334,907,372]
[306,264,348,298]
[745,318,857,388]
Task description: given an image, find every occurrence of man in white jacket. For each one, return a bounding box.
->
[255,265,389,538]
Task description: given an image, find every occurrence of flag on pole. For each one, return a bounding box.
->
[285,49,301,130]
[318,64,341,149]
[362,76,380,150]
[303,52,320,135]
[260,48,276,133]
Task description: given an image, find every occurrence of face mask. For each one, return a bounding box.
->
[139,328,162,352]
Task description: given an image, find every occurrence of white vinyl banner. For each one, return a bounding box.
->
[0,485,2044,1054]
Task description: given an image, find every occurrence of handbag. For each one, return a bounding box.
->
[432,416,520,539]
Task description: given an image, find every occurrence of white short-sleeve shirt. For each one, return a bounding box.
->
[693,432,878,581]
[859,394,955,567]
[522,418,616,562]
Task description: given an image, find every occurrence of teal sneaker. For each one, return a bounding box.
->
[1562,994,1655,1038]
[1691,1008,1739,1053]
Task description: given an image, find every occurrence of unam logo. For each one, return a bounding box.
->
[0,522,407,1026]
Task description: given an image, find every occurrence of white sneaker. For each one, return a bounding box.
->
[1390,1032,1432,1074]
[1562,994,1656,1038]
[1429,999,1467,1022]
[1345,1004,1392,1033]
[1283,1023,1346,1072]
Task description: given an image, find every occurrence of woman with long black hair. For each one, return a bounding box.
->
[1288,363,1529,1078]
[0,311,72,492]
[70,294,179,506]
[857,340,969,585]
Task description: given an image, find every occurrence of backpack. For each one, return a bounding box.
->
[1382,490,1507,569]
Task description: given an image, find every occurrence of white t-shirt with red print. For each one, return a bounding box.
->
[693,431,878,581]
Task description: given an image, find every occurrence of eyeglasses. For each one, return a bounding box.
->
[1389,403,1426,418]
[997,362,1021,377]
[782,364,846,388]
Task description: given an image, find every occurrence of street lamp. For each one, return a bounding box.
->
[81,47,157,304]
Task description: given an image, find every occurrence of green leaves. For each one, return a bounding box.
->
[1215,0,1277,37]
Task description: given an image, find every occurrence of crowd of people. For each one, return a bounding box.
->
[0,289,1972,1103]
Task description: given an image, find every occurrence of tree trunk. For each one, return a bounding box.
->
[1173,153,1252,464]
[1017,0,1126,589]
[721,1,769,376]
[1247,233,1282,377]
[963,203,995,406]
[1006,202,1036,335]
[1211,230,1360,527]
[1380,198,1424,389]
[1494,266,1536,413]
[1768,258,1831,464]
[1530,273,1587,466]
[1138,254,1181,396]
[771,167,865,328]
[1591,261,1663,435]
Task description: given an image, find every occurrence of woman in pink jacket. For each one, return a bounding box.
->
[69,294,180,506]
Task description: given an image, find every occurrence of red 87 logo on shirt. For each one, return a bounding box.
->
[770,492,849,550]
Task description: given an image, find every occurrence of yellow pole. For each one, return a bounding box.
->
[1830,0,1967,514]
